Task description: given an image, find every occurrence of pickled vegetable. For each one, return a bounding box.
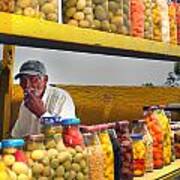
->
[108,0,123,33]
[122,0,131,35]
[92,0,109,31]
[131,0,144,37]
[63,0,94,28]
[143,0,153,39]
[98,130,114,180]
[168,1,177,44]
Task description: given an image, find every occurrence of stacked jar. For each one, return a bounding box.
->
[61,118,84,148]
[168,0,177,44]
[92,0,110,31]
[63,0,94,28]
[177,0,180,45]
[82,126,105,180]
[115,121,133,180]
[145,110,164,169]
[154,109,172,165]
[122,0,131,35]
[173,125,180,158]
[97,124,114,180]
[131,0,145,37]
[108,127,121,180]
[152,0,162,41]
[2,139,32,179]
[143,0,153,39]
[108,0,123,33]
[131,134,146,177]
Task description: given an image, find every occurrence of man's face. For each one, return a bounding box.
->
[20,74,48,98]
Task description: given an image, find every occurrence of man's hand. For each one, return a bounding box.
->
[24,92,46,118]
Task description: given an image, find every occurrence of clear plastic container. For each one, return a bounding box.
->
[168,0,177,44]
[2,139,31,179]
[177,0,180,45]
[122,0,131,35]
[108,128,121,180]
[61,118,84,147]
[131,134,146,177]
[143,0,153,39]
[63,0,94,28]
[145,110,164,169]
[83,131,105,180]
[109,0,123,33]
[26,134,45,151]
[0,0,14,13]
[131,0,145,37]
[92,0,110,31]
[115,121,133,180]
[97,125,114,180]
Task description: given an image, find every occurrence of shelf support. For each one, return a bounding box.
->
[0,45,15,140]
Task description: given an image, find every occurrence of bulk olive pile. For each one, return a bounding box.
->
[26,145,88,180]
[108,0,123,33]
[63,0,94,28]
[92,0,110,31]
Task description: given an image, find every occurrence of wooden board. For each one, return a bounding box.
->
[0,13,180,61]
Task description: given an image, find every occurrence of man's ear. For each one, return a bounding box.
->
[44,75,48,83]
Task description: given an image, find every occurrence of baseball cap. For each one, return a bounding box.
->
[15,60,47,79]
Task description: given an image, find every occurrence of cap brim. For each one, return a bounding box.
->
[14,71,41,80]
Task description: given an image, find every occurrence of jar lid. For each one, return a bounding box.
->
[61,118,80,125]
[28,134,45,141]
[0,142,2,149]
[41,116,62,125]
[131,134,143,140]
[2,139,25,148]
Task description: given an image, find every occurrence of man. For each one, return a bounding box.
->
[11,60,76,138]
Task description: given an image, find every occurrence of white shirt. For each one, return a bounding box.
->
[11,85,76,138]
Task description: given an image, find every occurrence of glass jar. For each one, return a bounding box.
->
[122,0,131,35]
[92,0,110,31]
[143,0,153,39]
[61,118,84,147]
[2,139,32,179]
[108,128,121,180]
[63,0,94,28]
[174,126,180,158]
[131,0,145,37]
[83,131,105,180]
[0,0,14,13]
[108,0,123,33]
[26,134,45,151]
[116,121,133,180]
[168,0,177,44]
[131,134,146,177]
[41,116,63,149]
[177,0,180,45]
[145,110,164,169]
[97,124,114,180]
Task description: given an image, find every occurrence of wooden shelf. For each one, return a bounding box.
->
[134,160,180,180]
[0,12,180,61]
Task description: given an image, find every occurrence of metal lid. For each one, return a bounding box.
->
[41,116,62,125]
[61,118,80,125]
[28,134,45,141]
[2,139,25,148]
[131,133,143,140]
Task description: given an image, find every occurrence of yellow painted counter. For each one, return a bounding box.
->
[134,160,180,180]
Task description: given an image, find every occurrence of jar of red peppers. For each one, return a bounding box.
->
[116,121,133,180]
[144,110,164,169]
[61,118,84,147]
[131,133,146,177]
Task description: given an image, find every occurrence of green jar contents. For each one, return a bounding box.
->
[131,134,146,177]
[2,139,32,179]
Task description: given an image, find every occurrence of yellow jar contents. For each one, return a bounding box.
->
[98,130,114,180]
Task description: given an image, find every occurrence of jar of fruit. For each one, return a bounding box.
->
[131,133,146,177]
[83,128,105,180]
[2,139,31,179]
[116,121,133,180]
[97,124,114,180]
[108,0,124,33]
[61,118,84,147]
[0,0,14,13]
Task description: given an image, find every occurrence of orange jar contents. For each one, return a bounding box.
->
[131,134,146,177]
[177,0,180,45]
[131,0,145,37]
